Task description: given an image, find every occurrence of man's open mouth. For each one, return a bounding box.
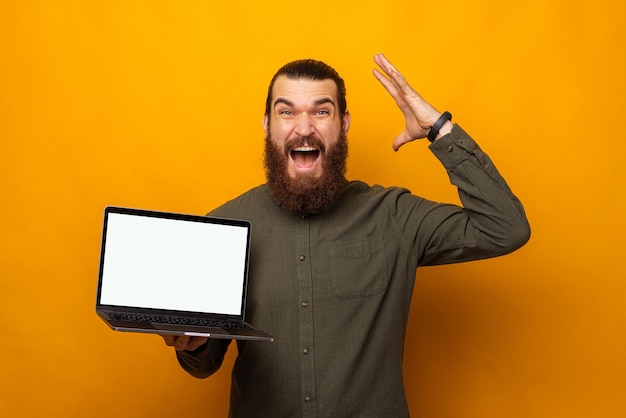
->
[290,146,321,169]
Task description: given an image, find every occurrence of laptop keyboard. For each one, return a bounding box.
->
[107,311,250,330]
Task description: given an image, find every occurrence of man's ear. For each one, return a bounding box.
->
[263,114,269,134]
[342,110,351,133]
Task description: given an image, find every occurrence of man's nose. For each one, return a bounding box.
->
[294,113,314,136]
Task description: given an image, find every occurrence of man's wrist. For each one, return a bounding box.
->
[432,120,453,141]
[427,111,453,142]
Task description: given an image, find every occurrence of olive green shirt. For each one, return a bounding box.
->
[176,125,530,417]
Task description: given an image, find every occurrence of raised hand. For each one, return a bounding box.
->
[372,53,451,151]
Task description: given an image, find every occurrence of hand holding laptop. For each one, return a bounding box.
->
[162,335,208,351]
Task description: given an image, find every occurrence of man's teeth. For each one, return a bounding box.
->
[294,146,316,152]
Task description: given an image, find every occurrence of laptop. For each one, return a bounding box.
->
[95,206,273,342]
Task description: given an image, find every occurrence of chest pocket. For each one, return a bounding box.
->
[329,235,389,298]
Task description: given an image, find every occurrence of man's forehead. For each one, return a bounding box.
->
[272,76,338,103]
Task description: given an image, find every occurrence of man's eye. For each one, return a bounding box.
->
[279,110,293,116]
[316,109,330,116]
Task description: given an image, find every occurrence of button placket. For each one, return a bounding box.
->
[296,218,316,415]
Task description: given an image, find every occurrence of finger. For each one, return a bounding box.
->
[373,68,413,115]
[161,334,176,346]
[373,53,396,76]
[374,54,404,87]
[173,336,192,351]
[373,67,399,98]
[374,54,419,98]
[373,56,402,95]
[186,337,209,352]
[374,53,398,77]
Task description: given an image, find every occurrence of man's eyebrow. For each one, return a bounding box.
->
[273,97,336,108]
[273,98,293,108]
[314,97,335,107]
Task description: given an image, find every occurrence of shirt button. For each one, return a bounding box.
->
[304,396,313,403]
[447,145,454,152]
[299,255,306,261]
[301,301,309,308]
[302,348,310,355]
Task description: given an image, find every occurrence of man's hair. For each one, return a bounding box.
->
[264,59,347,118]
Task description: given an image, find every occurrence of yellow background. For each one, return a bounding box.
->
[1,1,625,417]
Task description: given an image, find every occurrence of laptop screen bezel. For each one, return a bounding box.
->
[95,206,251,321]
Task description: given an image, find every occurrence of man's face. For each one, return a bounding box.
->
[263,76,351,180]
[263,76,351,216]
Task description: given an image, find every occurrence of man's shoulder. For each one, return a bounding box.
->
[208,184,271,218]
[345,180,412,199]
[332,180,420,218]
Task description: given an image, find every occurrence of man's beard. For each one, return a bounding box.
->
[264,130,348,217]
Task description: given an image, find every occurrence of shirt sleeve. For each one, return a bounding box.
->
[409,124,530,266]
[175,338,231,379]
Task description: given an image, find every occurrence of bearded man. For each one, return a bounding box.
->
[163,54,530,418]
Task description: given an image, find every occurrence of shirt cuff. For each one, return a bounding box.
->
[428,124,478,170]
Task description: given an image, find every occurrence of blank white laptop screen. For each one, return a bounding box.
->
[99,212,248,316]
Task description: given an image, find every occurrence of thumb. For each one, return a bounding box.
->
[392,131,414,152]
